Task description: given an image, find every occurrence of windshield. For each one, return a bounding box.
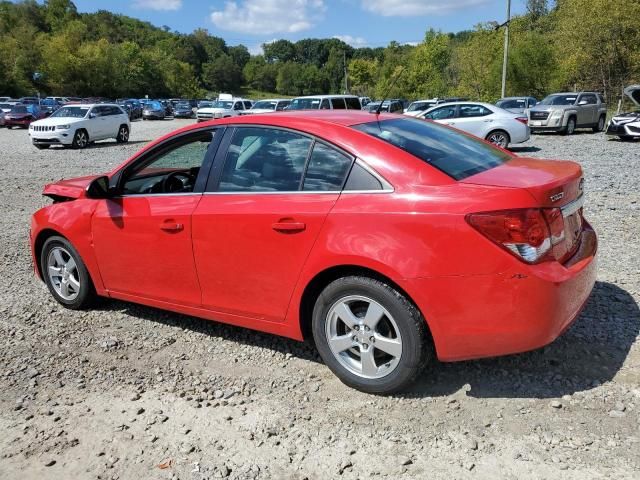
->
[407,102,435,112]
[176,103,190,109]
[146,101,163,110]
[212,101,234,109]
[540,95,577,106]
[50,106,89,118]
[288,98,321,110]
[11,105,29,113]
[252,100,277,110]
[353,118,511,181]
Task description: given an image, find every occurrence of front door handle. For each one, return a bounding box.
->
[160,222,184,232]
[272,220,306,233]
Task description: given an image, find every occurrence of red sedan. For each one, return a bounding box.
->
[30,111,597,393]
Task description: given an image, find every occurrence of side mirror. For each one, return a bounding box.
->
[86,175,113,199]
[578,100,588,106]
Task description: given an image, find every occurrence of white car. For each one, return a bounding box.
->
[29,103,130,150]
[404,99,441,117]
[606,85,640,140]
[239,98,291,115]
[419,102,530,148]
[196,94,253,122]
[287,95,362,110]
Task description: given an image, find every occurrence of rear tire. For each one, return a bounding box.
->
[116,124,129,143]
[312,276,432,394]
[486,130,510,149]
[40,236,97,310]
[593,115,606,133]
[72,129,89,149]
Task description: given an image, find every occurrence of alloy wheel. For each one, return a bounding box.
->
[47,246,81,301]
[487,131,508,148]
[119,126,129,142]
[325,295,402,379]
[76,130,87,148]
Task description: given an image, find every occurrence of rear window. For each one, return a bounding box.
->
[353,118,511,181]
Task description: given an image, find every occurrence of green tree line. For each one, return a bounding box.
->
[1,0,638,104]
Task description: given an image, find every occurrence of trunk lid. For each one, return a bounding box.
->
[43,175,100,200]
[462,157,585,263]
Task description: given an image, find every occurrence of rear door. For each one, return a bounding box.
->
[191,126,354,322]
[454,104,494,138]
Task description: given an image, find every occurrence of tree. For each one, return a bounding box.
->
[263,39,297,63]
[202,54,242,93]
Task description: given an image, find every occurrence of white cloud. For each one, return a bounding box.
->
[211,0,325,35]
[333,35,368,48]
[362,0,489,17]
[133,0,182,11]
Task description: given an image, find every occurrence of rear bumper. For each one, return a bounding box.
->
[5,118,32,127]
[405,223,597,362]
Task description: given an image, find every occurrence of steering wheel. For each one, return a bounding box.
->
[162,171,193,193]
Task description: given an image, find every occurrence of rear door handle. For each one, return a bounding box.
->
[160,222,184,232]
[272,221,306,233]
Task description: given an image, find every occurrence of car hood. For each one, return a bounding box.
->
[242,109,274,114]
[43,175,101,200]
[530,104,574,112]
[624,85,640,106]
[6,112,32,118]
[197,108,230,114]
[32,117,84,127]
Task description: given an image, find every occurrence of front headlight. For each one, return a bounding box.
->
[56,124,71,130]
[549,110,563,120]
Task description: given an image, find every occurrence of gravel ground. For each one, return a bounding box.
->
[0,120,638,480]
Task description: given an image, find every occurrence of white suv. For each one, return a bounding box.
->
[29,104,130,149]
[196,94,253,122]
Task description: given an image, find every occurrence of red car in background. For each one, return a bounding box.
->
[4,104,46,128]
[29,111,597,393]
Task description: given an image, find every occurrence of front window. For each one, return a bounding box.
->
[122,131,215,195]
[353,118,511,181]
[424,106,456,120]
[252,100,277,110]
[212,101,234,109]
[288,98,322,110]
[50,106,89,118]
[540,95,577,106]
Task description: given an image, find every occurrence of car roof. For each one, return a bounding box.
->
[253,98,290,103]
[428,101,496,109]
[292,95,359,99]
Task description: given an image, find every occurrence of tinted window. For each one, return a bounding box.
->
[276,100,290,111]
[320,99,330,110]
[459,105,492,118]
[289,98,321,110]
[580,94,597,105]
[345,97,362,110]
[353,118,511,181]
[344,163,384,191]
[425,106,456,120]
[122,131,214,195]
[303,142,353,191]
[218,128,312,192]
[496,99,525,109]
[331,98,346,110]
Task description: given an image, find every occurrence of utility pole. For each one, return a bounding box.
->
[344,50,349,94]
[501,0,511,98]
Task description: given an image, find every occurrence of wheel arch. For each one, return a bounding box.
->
[33,228,64,280]
[297,264,434,346]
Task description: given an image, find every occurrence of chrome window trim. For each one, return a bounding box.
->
[561,194,584,218]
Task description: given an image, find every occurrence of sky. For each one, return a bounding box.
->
[69,0,527,54]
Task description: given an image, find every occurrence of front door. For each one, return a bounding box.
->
[192,127,354,322]
[92,129,219,306]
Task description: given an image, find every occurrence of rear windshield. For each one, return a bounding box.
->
[353,118,511,180]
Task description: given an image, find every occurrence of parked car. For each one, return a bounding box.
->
[196,95,252,122]
[40,98,63,116]
[0,96,13,102]
[359,97,372,108]
[528,92,607,135]
[160,100,174,117]
[29,103,130,149]
[0,109,6,127]
[404,99,441,117]
[143,101,166,120]
[240,98,291,115]
[365,100,404,114]
[4,104,45,128]
[118,99,143,121]
[606,85,640,141]
[288,95,362,111]
[29,110,596,394]
[45,96,69,104]
[495,96,538,114]
[419,102,530,148]
[18,97,40,105]
[0,102,14,113]
[173,102,195,118]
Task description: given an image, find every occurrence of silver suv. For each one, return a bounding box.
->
[528,92,607,135]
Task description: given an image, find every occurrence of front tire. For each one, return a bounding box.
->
[312,276,432,394]
[116,124,129,143]
[72,129,89,149]
[40,236,96,310]
[563,116,576,135]
[486,130,510,149]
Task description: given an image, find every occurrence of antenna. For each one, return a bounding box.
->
[375,67,405,115]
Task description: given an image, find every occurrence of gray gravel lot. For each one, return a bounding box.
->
[0,120,638,479]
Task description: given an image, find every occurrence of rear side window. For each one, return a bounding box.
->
[353,118,511,181]
[331,98,346,110]
[302,142,353,191]
[345,97,362,110]
[344,163,384,191]
[459,105,492,118]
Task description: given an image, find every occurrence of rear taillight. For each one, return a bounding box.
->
[515,117,528,125]
[466,208,565,264]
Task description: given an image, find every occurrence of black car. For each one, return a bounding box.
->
[173,102,194,118]
[118,99,143,120]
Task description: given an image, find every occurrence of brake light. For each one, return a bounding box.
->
[466,208,565,264]
[515,117,528,125]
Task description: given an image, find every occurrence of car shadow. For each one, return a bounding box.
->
[86,140,150,149]
[510,145,541,153]
[93,281,637,399]
[405,281,639,399]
